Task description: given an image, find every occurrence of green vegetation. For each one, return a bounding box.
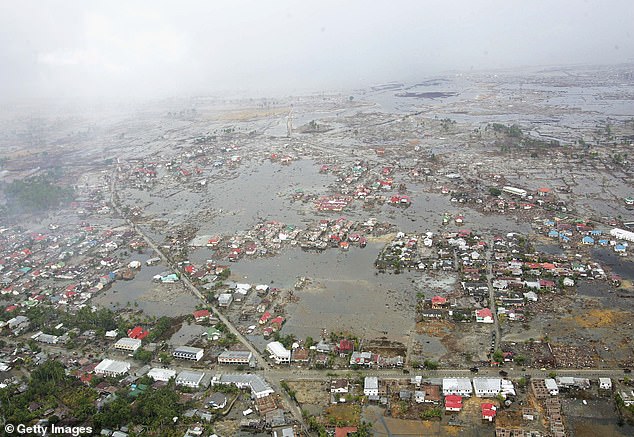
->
[423,359,439,370]
[5,172,74,213]
[216,268,231,280]
[490,123,522,138]
[217,332,238,347]
[147,316,173,342]
[492,349,504,363]
[0,361,95,425]
[134,349,153,364]
[62,307,119,335]
[488,187,502,197]
[273,332,296,349]
[280,381,297,400]
[420,407,442,420]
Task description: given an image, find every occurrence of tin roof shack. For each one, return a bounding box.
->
[555,376,590,391]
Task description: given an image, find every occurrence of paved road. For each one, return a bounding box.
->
[486,240,501,353]
[108,164,317,429]
[109,164,270,371]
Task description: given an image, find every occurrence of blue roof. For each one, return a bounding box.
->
[548,230,559,237]
[582,236,595,243]
[590,230,602,235]
[615,244,626,251]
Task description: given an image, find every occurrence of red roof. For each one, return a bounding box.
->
[193,309,210,320]
[270,316,285,326]
[339,339,354,352]
[476,308,493,318]
[128,326,149,340]
[445,395,463,410]
[431,296,447,305]
[482,403,497,418]
[335,427,358,437]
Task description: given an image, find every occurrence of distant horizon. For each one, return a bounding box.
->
[1,60,632,111]
[2,0,633,104]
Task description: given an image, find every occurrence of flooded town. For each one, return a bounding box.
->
[2,62,634,437]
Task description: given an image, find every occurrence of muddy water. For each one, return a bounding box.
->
[233,243,419,343]
[92,251,198,317]
[592,248,634,281]
[168,322,207,346]
[197,159,332,235]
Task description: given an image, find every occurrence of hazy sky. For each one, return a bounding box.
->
[1,0,632,101]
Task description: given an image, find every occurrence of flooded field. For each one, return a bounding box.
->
[91,251,199,317]
[232,243,419,343]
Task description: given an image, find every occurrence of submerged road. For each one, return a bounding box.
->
[108,164,271,371]
[109,164,312,432]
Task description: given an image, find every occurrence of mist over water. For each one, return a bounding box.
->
[1,0,633,103]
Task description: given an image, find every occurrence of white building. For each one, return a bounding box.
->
[218,293,233,307]
[545,378,559,396]
[94,359,130,377]
[442,378,473,397]
[173,346,204,361]
[217,350,254,366]
[114,337,142,352]
[364,376,379,397]
[473,378,501,397]
[500,379,516,398]
[147,368,176,382]
[266,341,291,364]
[610,228,634,243]
[599,378,612,390]
[620,390,634,406]
[502,186,527,198]
[7,315,29,331]
[176,370,206,388]
[31,332,59,344]
[211,374,275,399]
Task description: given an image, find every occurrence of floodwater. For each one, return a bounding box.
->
[233,243,419,343]
[197,159,331,235]
[592,248,634,281]
[168,322,207,346]
[92,251,198,317]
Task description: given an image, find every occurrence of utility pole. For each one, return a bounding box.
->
[286,107,293,138]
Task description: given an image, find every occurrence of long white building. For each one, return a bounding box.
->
[442,378,473,396]
[94,359,130,377]
[610,228,634,243]
[147,367,176,382]
[266,341,290,364]
[502,186,527,198]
